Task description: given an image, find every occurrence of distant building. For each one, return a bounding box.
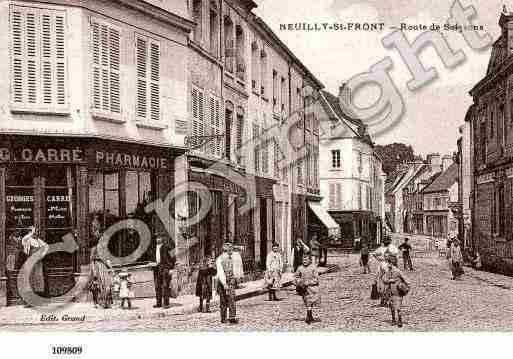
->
[422,163,459,238]
[468,7,513,274]
[317,87,386,248]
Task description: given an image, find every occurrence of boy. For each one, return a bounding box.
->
[398,238,414,271]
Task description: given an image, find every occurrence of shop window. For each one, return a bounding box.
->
[88,169,156,263]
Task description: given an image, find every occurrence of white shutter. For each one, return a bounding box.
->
[198,89,205,152]
[10,6,67,108]
[91,20,120,113]
[329,183,336,209]
[208,95,215,155]
[109,27,120,113]
[26,11,38,104]
[92,21,101,109]
[336,183,342,209]
[136,37,147,118]
[55,14,66,105]
[215,98,222,157]
[11,9,24,103]
[149,42,160,121]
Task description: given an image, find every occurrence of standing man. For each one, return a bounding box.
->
[216,242,238,324]
[398,237,414,271]
[153,236,176,309]
[310,234,321,267]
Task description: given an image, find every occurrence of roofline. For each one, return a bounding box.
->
[319,92,359,137]
[253,17,324,89]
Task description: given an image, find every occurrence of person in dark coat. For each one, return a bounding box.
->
[293,238,309,272]
[196,256,217,313]
[153,236,176,309]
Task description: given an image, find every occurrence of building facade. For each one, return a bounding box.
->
[317,88,385,249]
[468,8,513,274]
[0,0,195,305]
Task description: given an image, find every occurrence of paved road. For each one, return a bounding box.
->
[4,249,513,331]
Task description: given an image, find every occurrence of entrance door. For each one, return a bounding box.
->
[259,198,267,270]
[5,164,76,298]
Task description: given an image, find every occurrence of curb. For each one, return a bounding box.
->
[0,264,339,326]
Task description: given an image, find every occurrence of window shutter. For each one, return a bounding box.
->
[55,14,66,105]
[136,37,147,118]
[109,27,120,113]
[41,13,52,104]
[198,89,205,151]
[329,183,336,209]
[215,98,222,157]
[208,95,215,155]
[101,24,110,110]
[150,42,160,121]
[26,11,38,104]
[336,183,342,209]
[11,9,24,103]
[92,22,101,109]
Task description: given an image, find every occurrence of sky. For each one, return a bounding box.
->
[253,0,505,157]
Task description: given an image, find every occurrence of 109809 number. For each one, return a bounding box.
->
[52,346,83,355]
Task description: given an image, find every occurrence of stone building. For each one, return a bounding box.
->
[0,0,324,305]
[468,7,513,274]
[317,88,385,249]
[0,0,194,305]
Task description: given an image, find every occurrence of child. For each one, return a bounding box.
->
[195,256,217,313]
[112,274,120,308]
[383,255,409,327]
[295,255,320,324]
[360,244,371,274]
[473,251,482,270]
[89,276,100,308]
[118,272,133,310]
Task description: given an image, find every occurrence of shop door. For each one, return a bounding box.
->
[259,198,267,270]
[5,165,76,297]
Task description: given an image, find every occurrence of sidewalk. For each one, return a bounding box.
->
[0,265,337,326]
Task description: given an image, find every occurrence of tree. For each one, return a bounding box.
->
[375,143,417,175]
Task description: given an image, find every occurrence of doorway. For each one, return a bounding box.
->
[259,198,267,270]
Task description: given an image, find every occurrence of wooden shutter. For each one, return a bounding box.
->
[329,183,336,209]
[92,21,120,113]
[11,9,24,103]
[150,42,160,121]
[136,37,147,118]
[336,183,342,209]
[208,95,216,155]
[109,27,120,113]
[10,6,66,108]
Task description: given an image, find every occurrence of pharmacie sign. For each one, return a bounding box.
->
[93,150,170,170]
[0,147,84,163]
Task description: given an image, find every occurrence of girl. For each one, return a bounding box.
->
[118,272,133,309]
[21,226,48,296]
[89,276,101,308]
[265,243,283,301]
[450,239,464,280]
[195,256,217,313]
[360,244,371,274]
[372,236,399,306]
[383,255,409,327]
[295,255,320,324]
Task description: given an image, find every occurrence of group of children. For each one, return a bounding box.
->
[89,272,134,310]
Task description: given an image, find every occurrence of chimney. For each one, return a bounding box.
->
[426,153,441,173]
[499,7,513,55]
[442,155,453,172]
[339,83,352,106]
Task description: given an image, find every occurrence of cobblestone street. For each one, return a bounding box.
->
[3,243,513,331]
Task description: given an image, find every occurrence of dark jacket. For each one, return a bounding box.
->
[158,242,176,270]
[195,267,217,298]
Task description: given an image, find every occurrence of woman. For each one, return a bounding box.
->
[295,255,320,324]
[372,236,399,306]
[293,238,309,272]
[309,234,321,267]
[265,243,283,301]
[90,244,113,309]
[450,239,464,280]
[21,226,48,296]
[383,255,409,327]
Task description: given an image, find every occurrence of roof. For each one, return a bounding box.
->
[321,90,364,128]
[422,163,458,193]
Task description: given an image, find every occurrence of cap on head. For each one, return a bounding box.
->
[222,242,233,251]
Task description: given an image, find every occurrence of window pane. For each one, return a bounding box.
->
[88,170,104,213]
[126,171,139,215]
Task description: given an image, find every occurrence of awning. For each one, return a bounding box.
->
[307,201,340,238]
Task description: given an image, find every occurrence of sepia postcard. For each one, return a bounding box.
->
[0,0,512,355]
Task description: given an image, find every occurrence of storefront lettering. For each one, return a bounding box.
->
[477,173,494,184]
[95,151,168,170]
[0,148,83,163]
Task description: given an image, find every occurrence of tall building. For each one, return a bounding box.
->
[468,7,513,274]
[0,0,325,304]
[0,0,195,304]
[317,87,385,249]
